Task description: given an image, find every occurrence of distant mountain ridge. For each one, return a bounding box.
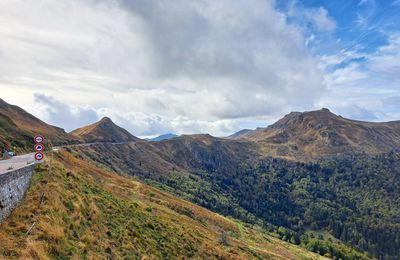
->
[3,97,400,158]
[146,133,179,141]
[70,117,140,143]
[229,108,400,158]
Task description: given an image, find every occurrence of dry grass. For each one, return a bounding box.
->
[0,150,325,259]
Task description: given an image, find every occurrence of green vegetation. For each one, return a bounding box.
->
[0,151,324,259]
[2,98,398,259]
[123,153,400,259]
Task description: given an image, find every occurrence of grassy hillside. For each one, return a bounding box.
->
[0,113,34,153]
[0,150,325,259]
[73,141,395,259]
[0,99,79,146]
[1,103,396,259]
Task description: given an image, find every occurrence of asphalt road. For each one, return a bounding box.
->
[0,141,131,175]
[0,153,37,174]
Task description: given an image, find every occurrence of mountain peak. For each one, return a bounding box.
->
[287,108,334,118]
[273,108,341,127]
[99,116,113,124]
[71,117,140,143]
[305,107,336,117]
[229,108,400,158]
[319,107,330,112]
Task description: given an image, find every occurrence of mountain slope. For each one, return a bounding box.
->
[73,135,399,259]
[146,133,179,141]
[70,117,140,143]
[0,99,78,147]
[230,108,400,158]
[2,103,396,258]
[72,134,259,180]
[0,150,326,259]
[0,113,34,153]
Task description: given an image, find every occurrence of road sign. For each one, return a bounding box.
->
[35,152,44,161]
[34,135,44,143]
[34,143,44,152]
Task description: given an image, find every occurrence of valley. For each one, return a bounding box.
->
[0,99,399,259]
[0,149,326,259]
[2,1,399,259]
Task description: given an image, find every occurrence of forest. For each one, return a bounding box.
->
[140,152,400,259]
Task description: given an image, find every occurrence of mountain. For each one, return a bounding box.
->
[0,149,326,259]
[74,134,259,179]
[0,113,33,153]
[227,128,253,139]
[74,135,400,259]
[229,108,400,158]
[0,98,78,148]
[146,133,179,141]
[2,103,398,259]
[71,118,400,259]
[70,117,140,143]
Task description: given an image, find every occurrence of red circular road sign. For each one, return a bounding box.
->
[35,152,44,161]
[34,143,44,152]
[34,135,44,143]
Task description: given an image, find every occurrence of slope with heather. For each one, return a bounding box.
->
[0,150,326,259]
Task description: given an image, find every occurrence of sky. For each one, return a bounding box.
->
[0,0,399,137]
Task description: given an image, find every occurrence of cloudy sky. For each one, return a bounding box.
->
[0,0,399,137]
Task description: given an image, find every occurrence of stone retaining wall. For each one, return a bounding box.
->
[0,165,35,222]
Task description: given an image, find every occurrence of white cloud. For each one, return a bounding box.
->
[33,93,99,131]
[368,34,400,79]
[0,0,326,136]
[319,33,400,122]
[287,3,336,33]
[303,7,336,32]
[319,50,365,69]
[324,63,368,87]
